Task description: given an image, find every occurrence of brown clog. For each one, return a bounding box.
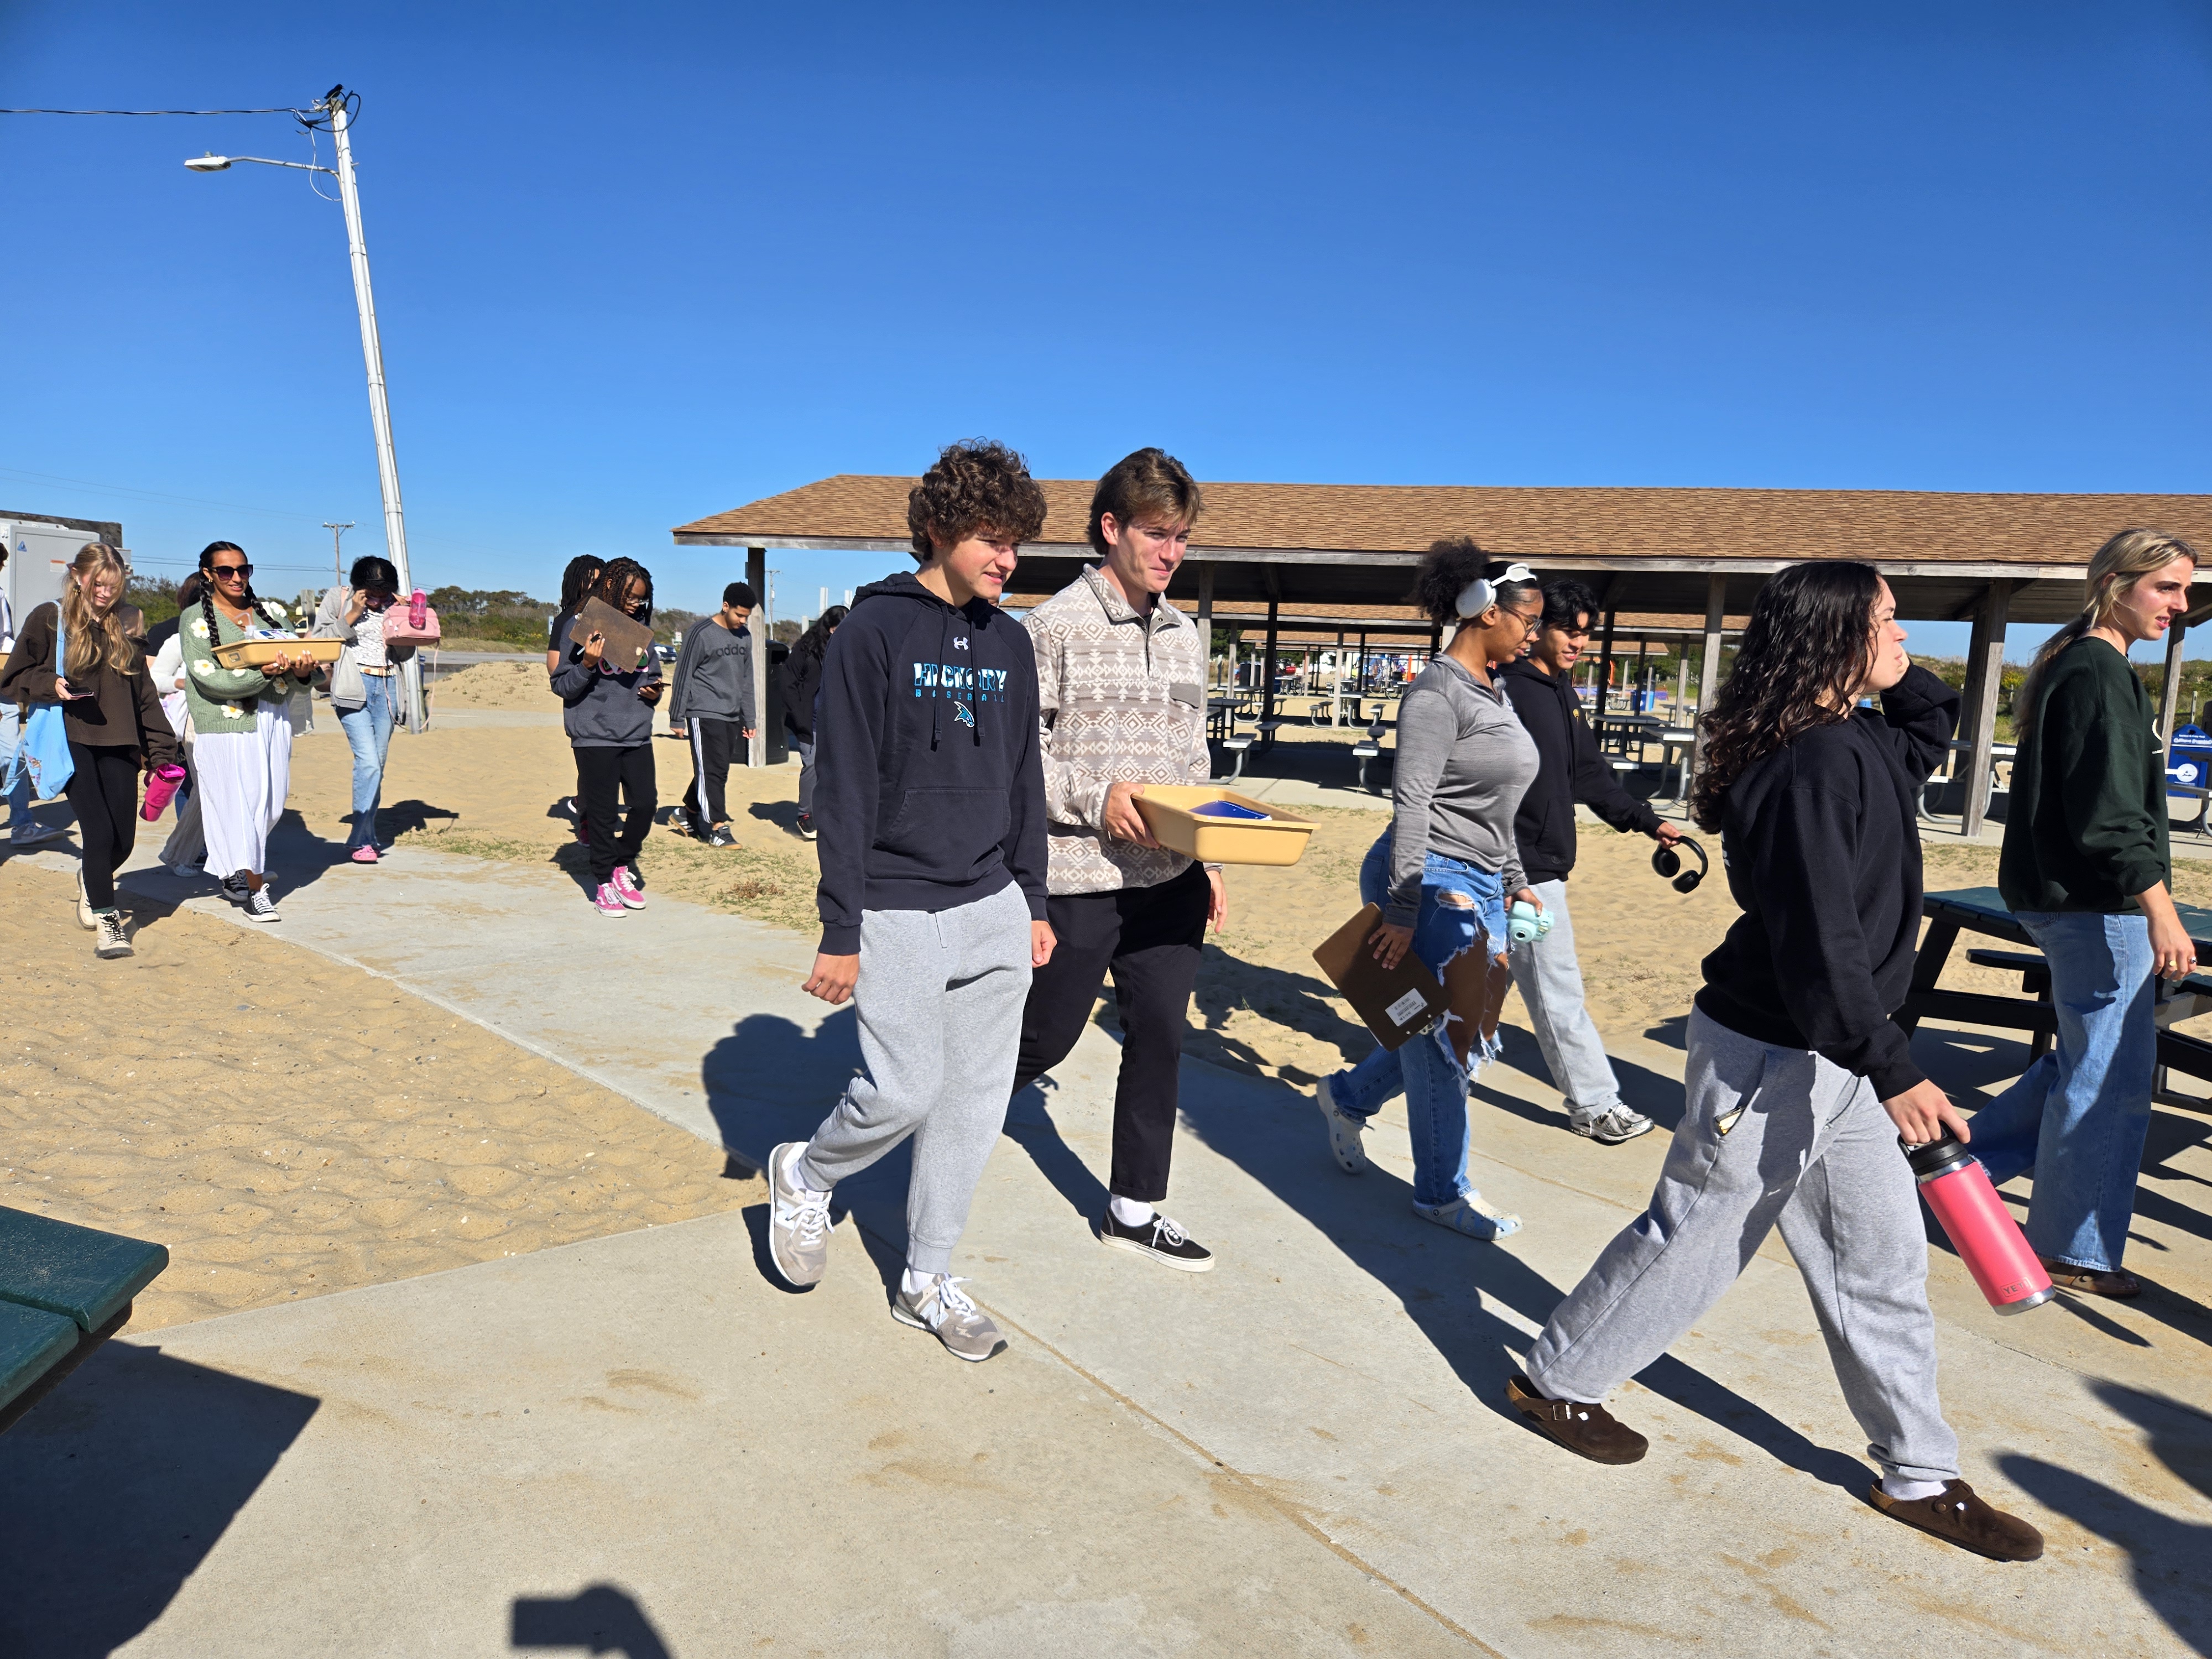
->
[1505,1373,1647,1464]
[2041,1258,2141,1300]
[1869,1480,2044,1562]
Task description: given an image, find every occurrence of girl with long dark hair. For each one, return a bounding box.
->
[314,555,416,862]
[547,555,603,830]
[1509,562,2042,1561]
[1968,528,2199,1298]
[0,544,178,957]
[178,540,315,921]
[550,557,662,915]
[1312,541,1546,1240]
[780,603,846,839]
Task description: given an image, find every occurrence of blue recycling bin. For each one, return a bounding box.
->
[2167,724,2212,798]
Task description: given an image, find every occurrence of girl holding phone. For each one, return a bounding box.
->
[0,543,178,957]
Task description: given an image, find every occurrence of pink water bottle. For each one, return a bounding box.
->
[408,589,428,631]
[1903,1135,2054,1315]
[140,763,187,822]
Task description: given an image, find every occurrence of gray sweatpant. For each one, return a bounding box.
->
[1526,1006,1960,1483]
[797,881,1033,1275]
[1507,878,1626,1119]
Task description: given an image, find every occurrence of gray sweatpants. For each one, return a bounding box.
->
[797,881,1033,1275]
[1507,878,1626,1119]
[1526,1006,1960,1483]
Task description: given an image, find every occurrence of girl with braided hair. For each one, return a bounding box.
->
[179,540,316,921]
[549,556,663,915]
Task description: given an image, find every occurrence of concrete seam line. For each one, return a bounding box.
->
[971,1296,1507,1656]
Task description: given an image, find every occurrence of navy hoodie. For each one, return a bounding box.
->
[812,571,1048,954]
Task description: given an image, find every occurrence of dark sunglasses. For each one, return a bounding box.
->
[211,562,253,580]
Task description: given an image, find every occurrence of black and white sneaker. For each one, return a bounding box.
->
[220,872,251,906]
[796,813,818,842]
[667,806,692,837]
[1099,1209,1215,1272]
[1571,1105,1655,1146]
[705,826,738,848]
[242,884,280,923]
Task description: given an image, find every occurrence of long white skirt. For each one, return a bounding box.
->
[195,706,293,879]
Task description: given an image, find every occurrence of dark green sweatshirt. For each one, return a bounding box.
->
[1999,638,2170,914]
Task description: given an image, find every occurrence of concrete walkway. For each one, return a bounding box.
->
[2,822,2207,1656]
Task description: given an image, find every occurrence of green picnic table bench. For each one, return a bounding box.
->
[0,1205,168,1434]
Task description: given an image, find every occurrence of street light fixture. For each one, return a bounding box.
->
[182,87,427,733]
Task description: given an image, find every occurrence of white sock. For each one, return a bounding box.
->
[1109,1196,1154,1229]
[901,1267,937,1297]
[782,1145,828,1199]
[1881,1475,1948,1502]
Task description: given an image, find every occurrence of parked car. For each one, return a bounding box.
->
[653,641,676,662]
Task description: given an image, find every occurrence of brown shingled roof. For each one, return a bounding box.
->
[675,476,2212,623]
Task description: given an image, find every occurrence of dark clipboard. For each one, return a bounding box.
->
[570,596,655,672]
[1312,902,1449,1051]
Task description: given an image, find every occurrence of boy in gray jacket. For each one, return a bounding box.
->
[668,581,757,847]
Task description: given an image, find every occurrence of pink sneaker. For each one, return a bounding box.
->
[612,864,646,910]
[351,845,379,864]
[592,880,626,917]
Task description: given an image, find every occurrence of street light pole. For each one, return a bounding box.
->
[323,89,425,733]
[324,519,354,587]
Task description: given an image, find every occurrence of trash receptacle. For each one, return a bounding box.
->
[2167,723,2212,793]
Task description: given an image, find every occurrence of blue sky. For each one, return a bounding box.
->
[3,2,2208,655]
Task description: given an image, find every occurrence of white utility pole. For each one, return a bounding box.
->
[324,87,425,733]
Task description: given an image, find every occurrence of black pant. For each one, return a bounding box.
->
[682,717,743,828]
[1011,863,1209,1204]
[574,744,655,885]
[66,744,140,909]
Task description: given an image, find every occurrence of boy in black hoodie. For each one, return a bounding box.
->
[766,440,1056,1363]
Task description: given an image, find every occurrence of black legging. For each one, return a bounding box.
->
[65,744,140,909]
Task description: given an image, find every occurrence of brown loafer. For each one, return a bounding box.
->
[1505,1372,1647,1464]
[2041,1258,2140,1300]
[1869,1480,2043,1562]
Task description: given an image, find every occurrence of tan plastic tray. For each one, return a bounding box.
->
[1133,785,1317,867]
[211,637,344,670]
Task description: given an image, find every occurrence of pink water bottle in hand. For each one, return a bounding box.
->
[408,589,427,631]
[140,763,187,823]
[1903,1135,2054,1315]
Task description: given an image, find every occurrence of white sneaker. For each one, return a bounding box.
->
[765,1142,832,1287]
[1314,1079,1368,1174]
[892,1274,1005,1362]
[75,873,96,931]
[93,912,133,958]
[1571,1105,1655,1146]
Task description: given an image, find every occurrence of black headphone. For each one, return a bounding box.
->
[1652,834,1708,894]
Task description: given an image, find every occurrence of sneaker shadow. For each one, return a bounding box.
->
[1003,1080,1112,1223]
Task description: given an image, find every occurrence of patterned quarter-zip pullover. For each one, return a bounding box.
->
[1024,564,1215,895]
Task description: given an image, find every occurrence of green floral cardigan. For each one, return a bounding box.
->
[179,599,305,732]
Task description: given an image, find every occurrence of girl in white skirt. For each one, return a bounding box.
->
[179,541,316,921]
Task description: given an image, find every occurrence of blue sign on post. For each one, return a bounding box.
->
[2167,724,2212,799]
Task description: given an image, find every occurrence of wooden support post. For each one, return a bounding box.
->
[1687,575,1727,784]
[1596,611,1616,720]
[747,546,768,768]
[1196,564,1215,691]
[2158,615,2188,745]
[1960,580,2013,838]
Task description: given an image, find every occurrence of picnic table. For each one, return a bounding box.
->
[0,1206,168,1433]
[1902,886,2212,1108]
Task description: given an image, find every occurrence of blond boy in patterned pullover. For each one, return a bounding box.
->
[1009,448,1227,1271]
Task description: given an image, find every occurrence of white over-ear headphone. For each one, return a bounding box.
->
[1455,562,1537,619]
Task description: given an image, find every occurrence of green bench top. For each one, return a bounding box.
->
[0,1299,82,1415]
[0,1205,169,1333]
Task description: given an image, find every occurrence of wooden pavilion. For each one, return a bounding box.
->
[674,478,2212,832]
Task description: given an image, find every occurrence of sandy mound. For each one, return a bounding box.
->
[426,659,561,711]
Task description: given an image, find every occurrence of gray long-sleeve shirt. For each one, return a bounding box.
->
[1385,654,1540,925]
[669,617,755,727]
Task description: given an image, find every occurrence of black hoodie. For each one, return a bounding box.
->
[1498,656,1662,884]
[811,571,1048,954]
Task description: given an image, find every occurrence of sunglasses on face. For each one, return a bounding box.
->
[212,562,253,580]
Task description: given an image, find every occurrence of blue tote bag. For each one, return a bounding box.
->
[8,614,75,799]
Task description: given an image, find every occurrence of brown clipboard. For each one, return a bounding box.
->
[1312,902,1449,1051]
[569,596,655,672]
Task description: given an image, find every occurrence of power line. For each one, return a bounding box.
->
[0,106,312,116]
[0,465,323,522]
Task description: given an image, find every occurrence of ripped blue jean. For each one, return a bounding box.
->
[1326,832,1508,1207]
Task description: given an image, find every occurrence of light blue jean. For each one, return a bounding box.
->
[1967,909,2156,1272]
[337,674,396,850]
[1325,832,1509,1208]
[0,700,30,828]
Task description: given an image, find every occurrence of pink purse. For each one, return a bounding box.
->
[379,589,442,645]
